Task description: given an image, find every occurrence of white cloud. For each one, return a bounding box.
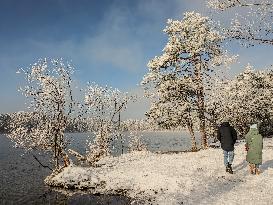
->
[82,35,144,72]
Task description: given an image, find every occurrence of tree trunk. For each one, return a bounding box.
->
[186,121,197,151]
[195,56,208,149]
[197,91,207,148]
[54,135,59,169]
[118,112,124,154]
[211,106,218,143]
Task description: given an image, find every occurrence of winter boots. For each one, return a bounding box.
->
[255,168,261,175]
[249,164,255,174]
[226,163,233,174]
[249,164,261,175]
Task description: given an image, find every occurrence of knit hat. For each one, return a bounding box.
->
[250,124,258,129]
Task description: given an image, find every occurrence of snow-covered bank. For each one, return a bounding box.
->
[45,139,273,205]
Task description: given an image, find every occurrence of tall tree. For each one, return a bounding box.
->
[142,12,235,148]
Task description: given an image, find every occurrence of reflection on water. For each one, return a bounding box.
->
[0,131,199,204]
[0,134,131,205]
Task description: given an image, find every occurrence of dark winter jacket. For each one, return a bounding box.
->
[217,122,238,151]
[246,128,263,165]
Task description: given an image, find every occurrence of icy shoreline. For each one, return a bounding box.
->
[45,139,273,205]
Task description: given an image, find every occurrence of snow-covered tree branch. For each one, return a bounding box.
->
[208,0,273,10]
[208,0,273,46]
[8,59,76,169]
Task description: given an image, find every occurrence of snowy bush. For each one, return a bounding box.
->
[83,83,135,165]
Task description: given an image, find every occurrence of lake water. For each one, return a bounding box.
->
[0,131,200,204]
[66,131,202,155]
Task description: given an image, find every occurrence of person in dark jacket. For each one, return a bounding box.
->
[217,121,238,174]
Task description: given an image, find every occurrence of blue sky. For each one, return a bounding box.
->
[1,0,273,118]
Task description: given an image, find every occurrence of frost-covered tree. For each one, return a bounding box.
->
[8,59,76,169]
[207,64,273,137]
[83,83,135,164]
[142,12,235,148]
[207,0,273,46]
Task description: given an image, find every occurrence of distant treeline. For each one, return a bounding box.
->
[0,113,155,134]
[0,113,89,134]
[2,112,271,137]
[0,114,11,134]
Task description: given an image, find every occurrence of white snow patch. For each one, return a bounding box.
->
[46,139,273,204]
[45,165,101,190]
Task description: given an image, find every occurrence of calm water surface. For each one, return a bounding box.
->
[0,131,200,204]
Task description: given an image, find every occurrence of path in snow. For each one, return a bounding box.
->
[47,138,273,205]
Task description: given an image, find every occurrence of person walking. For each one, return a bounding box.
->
[245,123,263,175]
[217,121,238,174]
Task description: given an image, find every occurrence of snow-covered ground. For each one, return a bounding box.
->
[45,138,273,205]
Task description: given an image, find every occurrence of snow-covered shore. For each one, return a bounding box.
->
[45,139,273,205]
